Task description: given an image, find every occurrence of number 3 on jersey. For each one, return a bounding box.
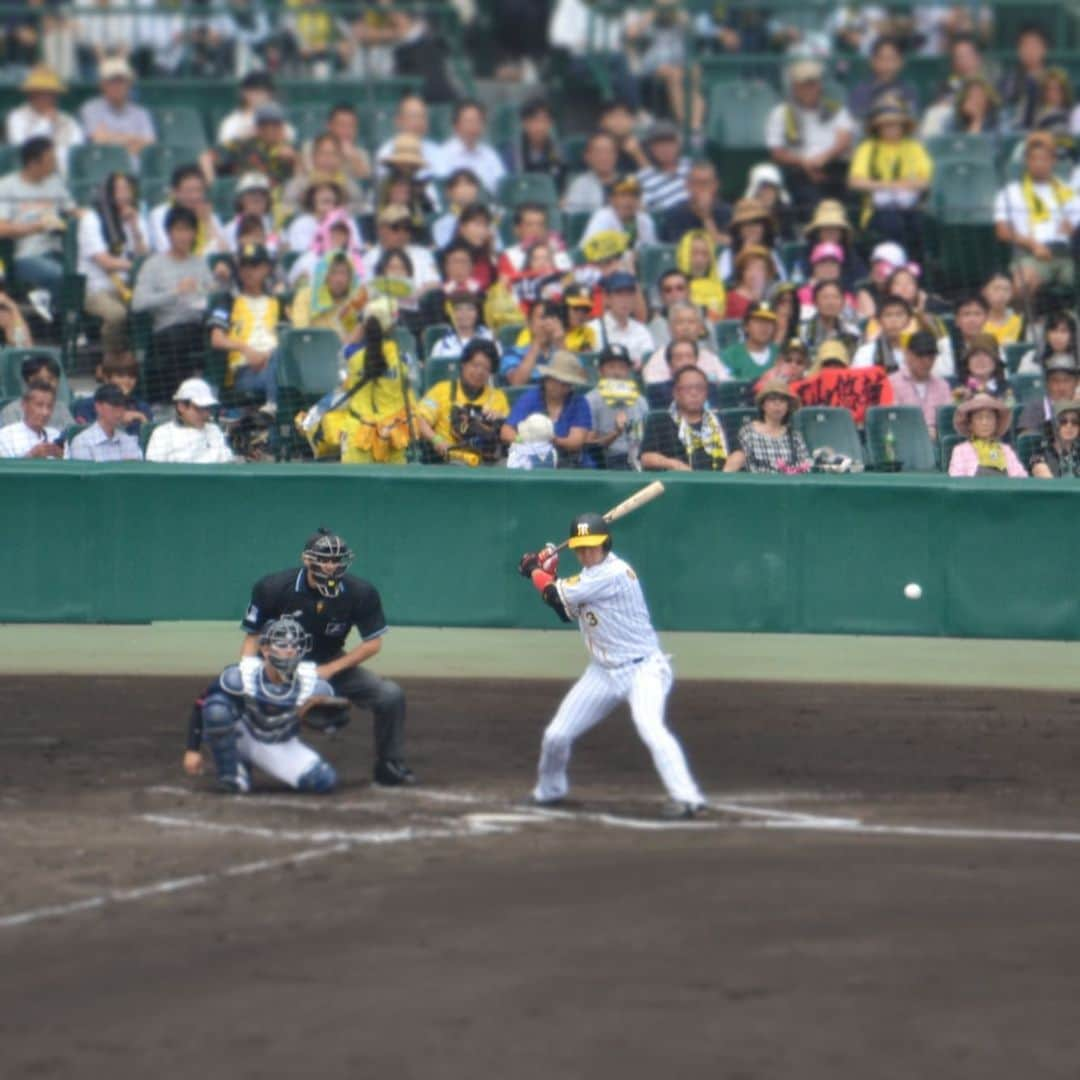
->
[582,610,599,627]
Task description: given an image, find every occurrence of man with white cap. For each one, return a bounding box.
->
[766,58,854,214]
[146,377,235,464]
[78,58,156,168]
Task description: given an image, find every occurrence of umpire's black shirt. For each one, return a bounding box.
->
[241,568,388,663]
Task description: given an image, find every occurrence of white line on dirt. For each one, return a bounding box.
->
[144,786,391,814]
[0,844,349,930]
[141,813,463,845]
[747,819,1080,845]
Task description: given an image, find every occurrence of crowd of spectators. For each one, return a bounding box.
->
[0,4,1078,479]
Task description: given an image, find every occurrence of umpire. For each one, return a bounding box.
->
[239,528,415,786]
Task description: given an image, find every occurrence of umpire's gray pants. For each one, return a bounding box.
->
[329,664,406,763]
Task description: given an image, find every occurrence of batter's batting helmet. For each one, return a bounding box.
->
[567,512,611,551]
[260,616,312,679]
[302,528,354,597]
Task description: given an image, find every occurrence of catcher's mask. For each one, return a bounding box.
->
[567,512,611,552]
[302,528,354,597]
[260,616,312,679]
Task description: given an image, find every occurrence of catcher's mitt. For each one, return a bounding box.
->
[298,695,351,731]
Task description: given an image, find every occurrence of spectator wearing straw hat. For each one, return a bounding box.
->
[766,58,854,216]
[1030,399,1080,479]
[500,350,593,466]
[78,57,156,169]
[6,66,85,176]
[948,394,1027,478]
[995,132,1080,303]
[1017,353,1080,435]
[725,381,810,474]
[848,94,933,259]
[717,198,785,284]
[581,174,658,251]
[375,133,438,230]
[800,199,866,289]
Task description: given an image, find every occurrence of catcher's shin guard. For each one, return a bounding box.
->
[202,694,249,793]
[297,760,337,793]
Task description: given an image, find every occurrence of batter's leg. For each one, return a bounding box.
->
[626,657,704,806]
[534,664,622,802]
[237,727,337,793]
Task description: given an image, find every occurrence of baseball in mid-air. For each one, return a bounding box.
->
[904,583,923,600]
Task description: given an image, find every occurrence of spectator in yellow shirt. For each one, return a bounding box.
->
[675,228,726,322]
[848,95,933,260]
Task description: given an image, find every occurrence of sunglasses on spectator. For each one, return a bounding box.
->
[1060,416,1080,426]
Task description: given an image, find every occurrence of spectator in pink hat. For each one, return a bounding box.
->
[796,242,855,310]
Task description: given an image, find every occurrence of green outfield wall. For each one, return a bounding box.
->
[1,462,1077,640]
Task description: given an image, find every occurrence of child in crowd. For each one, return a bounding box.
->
[954,333,1013,403]
[429,290,495,359]
[982,271,1024,346]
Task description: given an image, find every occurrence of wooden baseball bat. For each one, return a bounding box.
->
[551,481,666,552]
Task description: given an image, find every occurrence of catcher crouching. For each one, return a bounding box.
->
[183,616,350,793]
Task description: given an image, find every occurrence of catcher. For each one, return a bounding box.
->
[182,616,349,794]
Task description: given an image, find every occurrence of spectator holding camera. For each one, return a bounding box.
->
[0,380,62,459]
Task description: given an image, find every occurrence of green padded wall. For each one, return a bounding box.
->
[0,462,1077,640]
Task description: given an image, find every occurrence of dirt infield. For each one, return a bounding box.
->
[3,676,1080,1079]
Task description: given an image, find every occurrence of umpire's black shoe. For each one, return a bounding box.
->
[660,801,708,821]
[374,759,417,787]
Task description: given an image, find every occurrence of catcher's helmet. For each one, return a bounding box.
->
[259,616,312,679]
[567,512,611,551]
[302,528,354,597]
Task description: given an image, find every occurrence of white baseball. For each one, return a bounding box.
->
[904,583,923,600]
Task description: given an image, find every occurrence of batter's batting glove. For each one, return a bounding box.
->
[538,543,559,577]
[518,551,541,578]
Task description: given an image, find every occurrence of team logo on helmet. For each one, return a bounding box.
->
[567,512,611,550]
[259,616,312,679]
[302,528,354,597]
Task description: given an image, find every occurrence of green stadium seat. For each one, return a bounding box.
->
[210,177,237,221]
[1003,341,1030,374]
[139,419,162,453]
[139,143,201,185]
[700,55,783,92]
[636,244,677,291]
[0,144,17,176]
[706,80,778,147]
[1016,431,1043,471]
[151,105,206,150]
[503,385,532,408]
[561,133,589,173]
[711,380,753,409]
[718,406,755,448]
[285,105,329,144]
[713,318,741,350]
[496,173,558,209]
[275,328,342,456]
[497,323,526,352]
[780,240,807,279]
[864,405,936,472]
[421,322,453,359]
[931,159,999,224]
[391,325,418,362]
[423,356,457,390]
[925,134,998,166]
[794,406,864,465]
[563,211,592,250]
[1012,373,1045,403]
[939,432,964,472]
[69,144,131,188]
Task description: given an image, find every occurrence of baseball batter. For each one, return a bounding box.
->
[518,513,707,819]
[184,616,346,793]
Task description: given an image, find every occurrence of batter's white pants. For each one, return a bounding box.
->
[237,725,323,788]
[533,652,704,805]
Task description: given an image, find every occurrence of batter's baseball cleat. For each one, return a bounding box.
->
[374,759,417,787]
[660,801,708,820]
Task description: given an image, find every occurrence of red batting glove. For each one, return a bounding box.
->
[538,543,559,576]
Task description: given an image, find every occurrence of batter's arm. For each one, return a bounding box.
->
[240,632,261,658]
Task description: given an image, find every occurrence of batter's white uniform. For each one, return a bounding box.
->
[532,552,704,805]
